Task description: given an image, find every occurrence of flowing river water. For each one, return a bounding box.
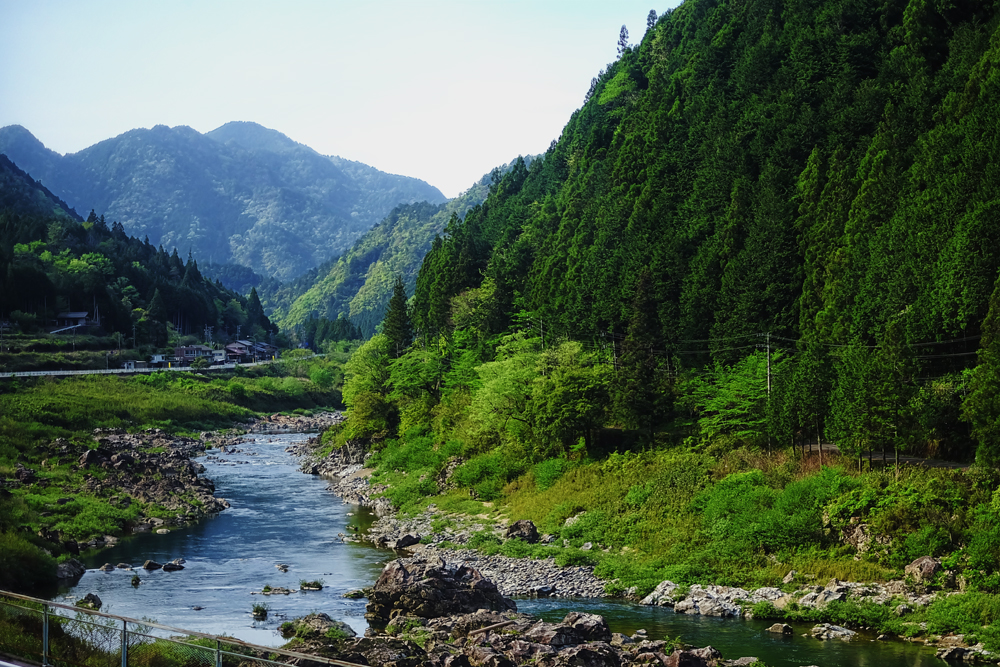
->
[63,432,941,666]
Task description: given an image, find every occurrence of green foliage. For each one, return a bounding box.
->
[0,531,57,593]
[533,458,572,491]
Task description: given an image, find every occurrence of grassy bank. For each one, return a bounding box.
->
[0,351,347,594]
[327,421,1000,649]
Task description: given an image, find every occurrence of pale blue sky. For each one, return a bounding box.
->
[0,1,681,197]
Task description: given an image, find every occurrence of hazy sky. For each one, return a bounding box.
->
[0,1,682,198]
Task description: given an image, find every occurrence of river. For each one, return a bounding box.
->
[65,432,940,665]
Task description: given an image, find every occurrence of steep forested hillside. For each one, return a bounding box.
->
[341,0,1000,474]
[0,123,446,280]
[0,156,272,345]
[0,154,81,223]
[268,163,526,338]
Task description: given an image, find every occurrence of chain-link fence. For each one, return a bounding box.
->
[0,591,362,667]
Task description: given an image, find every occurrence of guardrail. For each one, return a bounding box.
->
[0,590,363,667]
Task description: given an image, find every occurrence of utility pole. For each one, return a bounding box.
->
[766,332,771,396]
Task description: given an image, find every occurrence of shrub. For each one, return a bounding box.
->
[0,531,56,593]
[534,458,571,491]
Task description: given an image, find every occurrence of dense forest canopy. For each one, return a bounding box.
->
[340,0,1000,470]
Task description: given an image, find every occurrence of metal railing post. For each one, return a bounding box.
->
[121,619,128,667]
[42,603,50,667]
[215,639,222,667]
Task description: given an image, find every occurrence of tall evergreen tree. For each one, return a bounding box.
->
[382,275,414,358]
[611,271,664,435]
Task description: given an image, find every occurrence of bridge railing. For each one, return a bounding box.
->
[0,591,363,667]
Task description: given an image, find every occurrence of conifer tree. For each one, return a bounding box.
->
[963,272,1000,465]
[611,271,663,434]
[382,275,413,358]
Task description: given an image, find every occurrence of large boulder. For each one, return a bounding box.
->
[365,556,517,622]
[905,556,941,583]
[505,520,539,544]
[56,559,86,580]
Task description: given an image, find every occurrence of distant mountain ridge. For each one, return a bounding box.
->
[266,158,531,337]
[0,122,446,280]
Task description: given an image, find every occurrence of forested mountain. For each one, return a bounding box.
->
[268,162,527,338]
[0,155,272,344]
[0,154,81,223]
[341,0,1000,471]
[0,122,446,281]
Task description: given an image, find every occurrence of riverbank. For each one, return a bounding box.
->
[285,554,764,667]
[290,436,1000,662]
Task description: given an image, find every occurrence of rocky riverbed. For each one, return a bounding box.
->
[23,412,345,584]
[289,433,999,662]
[284,555,763,667]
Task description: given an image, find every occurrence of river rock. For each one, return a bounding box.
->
[811,623,856,641]
[56,559,86,580]
[162,561,184,572]
[98,563,115,572]
[673,585,747,617]
[640,580,679,606]
[365,556,516,622]
[905,556,941,583]
[142,560,162,570]
[286,612,357,638]
[76,593,102,610]
[766,623,793,635]
[523,621,584,647]
[782,570,797,584]
[116,563,131,570]
[797,579,849,608]
[555,642,623,667]
[390,534,421,550]
[505,520,539,544]
[562,611,612,642]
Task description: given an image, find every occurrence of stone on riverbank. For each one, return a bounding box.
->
[905,556,941,583]
[766,623,793,635]
[640,580,679,606]
[505,519,539,544]
[280,613,356,639]
[811,623,856,641]
[56,559,85,580]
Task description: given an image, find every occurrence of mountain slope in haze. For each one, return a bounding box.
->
[0,122,446,281]
[267,165,509,337]
[0,154,82,223]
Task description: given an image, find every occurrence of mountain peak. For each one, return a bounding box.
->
[206,121,301,153]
